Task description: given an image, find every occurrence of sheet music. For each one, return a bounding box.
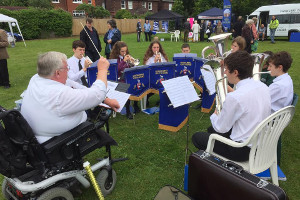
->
[201,65,216,95]
[161,76,199,108]
[100,90,130,112]
[107,81,118,90]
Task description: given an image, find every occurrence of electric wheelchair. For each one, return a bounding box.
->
[1,106,122,200]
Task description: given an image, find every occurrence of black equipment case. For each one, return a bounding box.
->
[188,150,288,200]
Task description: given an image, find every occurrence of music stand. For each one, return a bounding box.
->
[160,76,199,190]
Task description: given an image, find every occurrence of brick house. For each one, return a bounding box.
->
[52,0,174,17]
[51,0,96,16]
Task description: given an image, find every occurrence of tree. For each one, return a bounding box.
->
[193,0,223,17]
[115,9,133,19]
[76,4,110,18]
[172,0,185,16]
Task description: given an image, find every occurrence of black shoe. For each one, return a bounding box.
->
[127,113,133,120]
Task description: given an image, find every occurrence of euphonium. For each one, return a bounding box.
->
[201,33,232,113]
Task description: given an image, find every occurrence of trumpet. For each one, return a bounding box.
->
[155,51,162,63]
[124,54,140,66]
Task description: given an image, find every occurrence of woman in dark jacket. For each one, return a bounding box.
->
[241,19,254,54]
[104,19,121,59]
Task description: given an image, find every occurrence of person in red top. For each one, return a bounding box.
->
[110,41,140,119]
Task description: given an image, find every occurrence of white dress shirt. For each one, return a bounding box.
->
[145,54,167,65]
[21,74,106,143]
[210,78,271,143]
[67,55,86,84]
[269,73,293,113]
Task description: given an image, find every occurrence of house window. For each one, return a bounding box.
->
[128,1,133,9]
[52,0,59,3]
[121,1,126,9]
[169,3,172,10]
[142,2,146,8]
[148,2,152,10]
[73,0,82,3]
[102,2,105,8]
[88,0,92,4]
[73,10,85,17]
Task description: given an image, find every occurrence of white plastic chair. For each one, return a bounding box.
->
[206,106,295,186]
[171,30,180,42]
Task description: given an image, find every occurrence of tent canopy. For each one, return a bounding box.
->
[0,14,26,46]
[146,10,184,21]
[197,7,223,20]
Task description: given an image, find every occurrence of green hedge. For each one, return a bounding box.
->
[0,8,72,39]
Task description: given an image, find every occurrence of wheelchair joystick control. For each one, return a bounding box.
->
[83,161,105,200]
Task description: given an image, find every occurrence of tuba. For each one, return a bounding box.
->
[201,33,232,113]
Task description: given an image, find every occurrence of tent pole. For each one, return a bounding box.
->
[16,22,26,47]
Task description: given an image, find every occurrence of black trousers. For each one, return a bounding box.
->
[200,31,205,41]
[137,31,141,42]
[86,51,100,62]
[145,32,151,41]
[192,126,250,162]
[0,59,10,86]
[206,33,211,41]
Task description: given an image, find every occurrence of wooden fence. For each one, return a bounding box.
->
[72,18,154,36]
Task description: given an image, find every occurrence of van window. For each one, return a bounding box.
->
[291,15,300,23]
[269,14,300,24]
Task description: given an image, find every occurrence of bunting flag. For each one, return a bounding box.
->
[124,65,151,101]
[193,57,206,93]
[173,53,197,79]
[87,59,118,87]
[158,88,189,132]
[222,0,232,32]
[149,62,176,94]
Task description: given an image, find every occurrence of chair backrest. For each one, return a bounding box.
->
[174,30,180,37]
[246,106,295,174]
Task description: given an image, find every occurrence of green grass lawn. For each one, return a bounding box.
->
[0,33,299,200]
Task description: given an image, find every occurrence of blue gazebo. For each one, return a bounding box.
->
[197,7,223,20]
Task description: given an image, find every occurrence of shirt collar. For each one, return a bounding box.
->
[273,73,288,82]
[236,78,252,89]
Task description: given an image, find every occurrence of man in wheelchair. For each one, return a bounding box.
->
[1,52,121,199]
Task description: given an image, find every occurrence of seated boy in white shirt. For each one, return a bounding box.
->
[268,51,293,113]
[192,51,271,162]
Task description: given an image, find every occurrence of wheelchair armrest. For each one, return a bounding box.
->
[42,121,95,152]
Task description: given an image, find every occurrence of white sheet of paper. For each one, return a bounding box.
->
[161,76,199,108]
[100,90,130,112]
[107,81,118,91]
[201,65,216,95]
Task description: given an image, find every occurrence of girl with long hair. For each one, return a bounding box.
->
[143,41,168,65]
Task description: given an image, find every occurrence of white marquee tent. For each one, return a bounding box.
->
[0,14,26,47]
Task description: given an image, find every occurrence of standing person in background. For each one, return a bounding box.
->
[0,28,10,89]
[269,15,279,44]
[104,19,121,59]
[192,20,200,42]
[199,20,205,42]
[232,16,244,38]
[144,20,151,42]
[206,21,213,42]
[215,21,224,35]
[137,19,142,42]
[183,18,191,43]
[242,19,254,54]
[251,17,258,41]
[80,18,101,62]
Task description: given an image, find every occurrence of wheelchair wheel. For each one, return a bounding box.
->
[2,178,10,200]
[37,187,74,200]
[96,168,117,197]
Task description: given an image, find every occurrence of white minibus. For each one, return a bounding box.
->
[249,4,300,40]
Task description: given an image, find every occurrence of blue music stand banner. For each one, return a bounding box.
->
[158,88,189,132]
[173,53,197,79]
[124,65,150,100]
[193,57,207,92]
[87,59,118,87]
[149,62,176,93]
